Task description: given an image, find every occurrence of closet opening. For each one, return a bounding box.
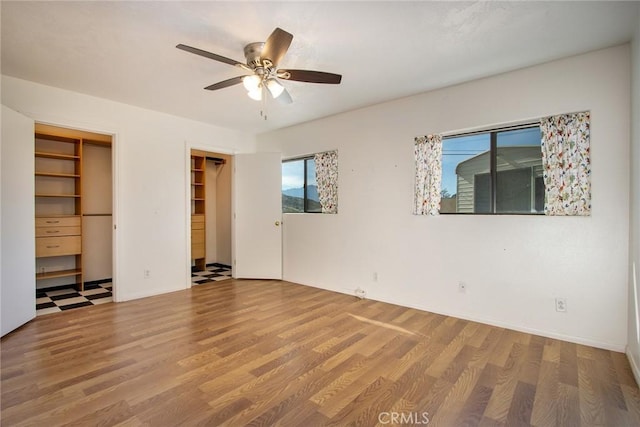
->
[34,123,114,315]
[190,150,233,285]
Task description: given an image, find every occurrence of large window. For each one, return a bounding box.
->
[282,157,322,213]
[440,125,544,214]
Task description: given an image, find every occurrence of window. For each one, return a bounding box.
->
[440,125,544,214]
[282,157,322,213]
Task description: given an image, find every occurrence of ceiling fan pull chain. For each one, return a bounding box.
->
[261,85,268,120]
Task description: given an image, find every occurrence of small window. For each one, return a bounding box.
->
[282,157,321,213]
[441,125,544,214]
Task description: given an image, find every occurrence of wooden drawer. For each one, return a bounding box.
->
[191,229,205,245]
[36,216,80,227]
[36,226,81,237]
[36,236,81,257]
[191,215,205,230]
[192,241,205,259]
[191,216,205,259]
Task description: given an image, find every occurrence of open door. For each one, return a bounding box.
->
[234,152,282,279]
[1,106,36,336]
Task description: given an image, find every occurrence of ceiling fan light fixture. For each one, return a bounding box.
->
[178,27,342,106]
[247,86,263,101]
[265,78,285,98]
[242,74,261,91]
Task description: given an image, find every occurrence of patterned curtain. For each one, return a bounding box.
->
[314,150,338,214]
[540,111,591,216]
[414,134,442,215]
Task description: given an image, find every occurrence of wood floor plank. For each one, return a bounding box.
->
[530,360,559,426]
[483,342,528,422]
[578,356,607,426]
[560,340,579,387]
[505,380,536,426]
[430,365,483,426]
[557,383,581,427]
[2,278,639,425]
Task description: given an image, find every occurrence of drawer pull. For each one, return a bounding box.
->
[46,230,60,234]
[46,245,60,249]
[46,220,60,224]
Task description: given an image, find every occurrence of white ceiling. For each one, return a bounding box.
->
[2,1,638,135]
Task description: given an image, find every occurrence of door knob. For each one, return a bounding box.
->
[275,221,280,226]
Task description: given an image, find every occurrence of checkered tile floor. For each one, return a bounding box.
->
[36,282,113,316]
[191,263,232,285]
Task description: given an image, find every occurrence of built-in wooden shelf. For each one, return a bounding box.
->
[35,172,81,178]
[36,268,82,280]
[35,151,80,160]
[35,194,81,198]
[35,215,81,218]
[34,126,88,292]
[191,152,206,271]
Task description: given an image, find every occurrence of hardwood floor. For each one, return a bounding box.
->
[2,279,639,426]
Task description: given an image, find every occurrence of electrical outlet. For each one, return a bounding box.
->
[144,269,151,279]
[458,282,466,293]
[555,297,567,312]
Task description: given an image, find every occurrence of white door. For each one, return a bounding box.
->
[1,106,36,336]
[233,152,282,279]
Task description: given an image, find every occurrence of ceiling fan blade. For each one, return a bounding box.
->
[278,69,342,84]
[276,87,293,105]
[261,28,293,68]
[204,76,246,91]
[176,44,244,67]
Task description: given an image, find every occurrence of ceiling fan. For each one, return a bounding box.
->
[176,27,342,104]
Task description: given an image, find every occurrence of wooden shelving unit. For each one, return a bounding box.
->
[36,268,83,280]
[34,130,84,291]
[191,150,206,271]
[35,152,80,160]
[35,172,81,178]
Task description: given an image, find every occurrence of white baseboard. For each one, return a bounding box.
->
[626,347,640,387]
[284,278,626,352]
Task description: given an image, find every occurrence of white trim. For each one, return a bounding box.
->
[25,112,121,303]
[183,141,238,288]
[439,116,541,138]
[627,348,640,386]
[285,278,626,352]
[437,110,590,139]
[282,149,339,162]
[118,285,185,302]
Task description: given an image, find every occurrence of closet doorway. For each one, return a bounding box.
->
[190,150,233,285]
[34,123,114,315]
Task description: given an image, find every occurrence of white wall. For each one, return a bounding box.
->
[205,158,219,264]
[204,154,232,266]
[83,143,113,283]
[259,45,632,351]
[627,13,640,379]
[1,76,256,301]
[216,155,232,266]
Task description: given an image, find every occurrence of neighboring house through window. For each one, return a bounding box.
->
[440,125,544,214]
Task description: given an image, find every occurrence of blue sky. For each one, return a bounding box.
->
[282,158,316,191]
[282,160,303,190]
